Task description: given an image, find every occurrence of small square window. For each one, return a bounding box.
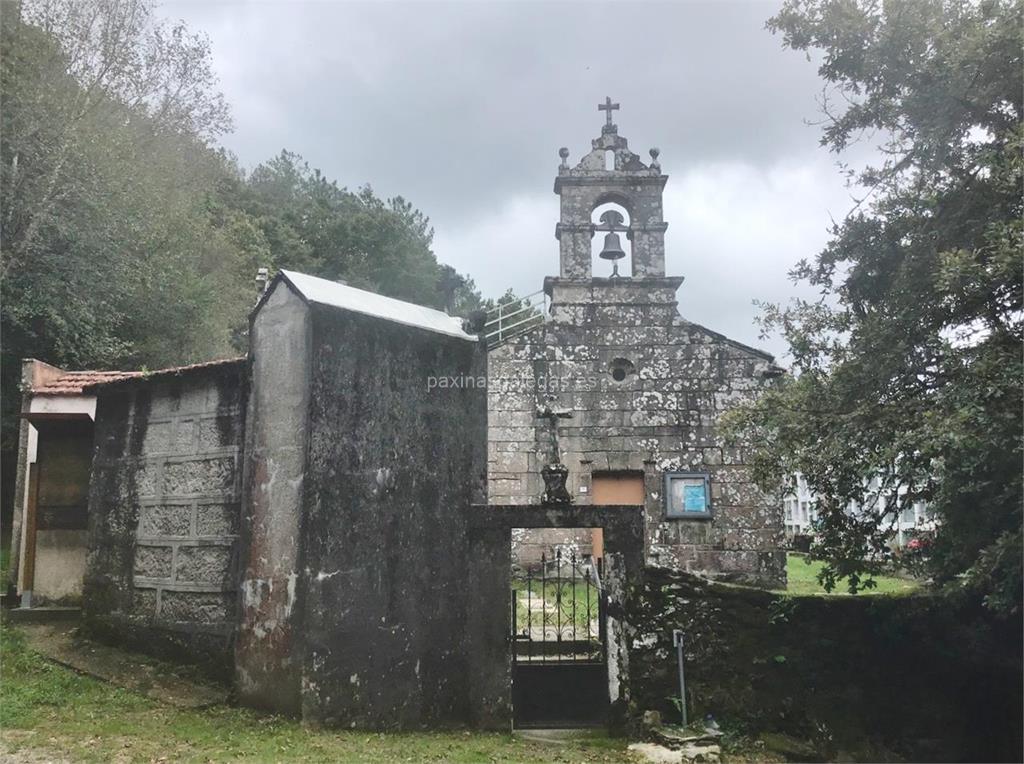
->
[664,472,712,520]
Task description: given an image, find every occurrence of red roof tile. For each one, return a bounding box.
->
[33,370,143,396]
[82,357,245,391]
[32,357,245,396]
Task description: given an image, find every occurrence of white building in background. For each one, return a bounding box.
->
[782,473,936,548]
[782,474,818,538]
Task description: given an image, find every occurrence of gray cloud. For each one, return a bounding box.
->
[162,0,860,359]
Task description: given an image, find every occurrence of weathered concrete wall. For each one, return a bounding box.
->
[297,304,486,727]
[30,419,93,604]
[625,568,1024,763]
[236,283,310,713]
[488,278,784,587]
[236,277,488,727]
[33,532,87,601]
[82,362,246,670]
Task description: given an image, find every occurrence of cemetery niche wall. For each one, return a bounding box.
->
[82,358,246,670]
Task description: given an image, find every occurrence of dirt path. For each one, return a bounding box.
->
[0,734,72,763]
[16,623,227,709]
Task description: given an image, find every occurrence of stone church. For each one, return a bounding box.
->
[488,100,785,585]
[6,101,785,730]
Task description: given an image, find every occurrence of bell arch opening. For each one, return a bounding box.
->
[591,202,631,278]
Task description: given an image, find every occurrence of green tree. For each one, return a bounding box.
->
[728,0,1022,611]
[239,149,482,312]
[1,0,257,457]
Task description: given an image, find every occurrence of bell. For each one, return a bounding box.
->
[599,232,626,261]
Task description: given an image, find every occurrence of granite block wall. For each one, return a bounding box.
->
[487,279,785,587]
[83,361,245,667]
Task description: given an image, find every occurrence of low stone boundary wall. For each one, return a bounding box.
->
[624,567,1023,762]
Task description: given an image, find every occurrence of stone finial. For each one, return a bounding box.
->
[649,147,661,170]
[559,147,570,169]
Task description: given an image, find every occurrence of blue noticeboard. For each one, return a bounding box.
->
[665,472,712,519]
[683,484,707,512]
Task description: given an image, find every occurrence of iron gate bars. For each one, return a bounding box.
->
[511,549,606,664]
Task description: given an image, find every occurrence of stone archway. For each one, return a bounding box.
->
[463,504,644,731]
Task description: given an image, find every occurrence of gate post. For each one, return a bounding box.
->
[465,525,513,730]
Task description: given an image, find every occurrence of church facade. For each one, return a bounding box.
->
[487,102,785,586]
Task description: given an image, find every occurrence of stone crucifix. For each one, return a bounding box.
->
[536,402,574,505]
[598,96,620,127]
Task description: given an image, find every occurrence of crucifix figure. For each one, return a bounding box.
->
[598,96,620,127]
[537,403,573,464]
[536,402,574,505]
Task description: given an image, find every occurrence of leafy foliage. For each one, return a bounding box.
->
[0,0,487,469]
[233,150,485,314]
[1,0,258,455]
[728,0,1022,611]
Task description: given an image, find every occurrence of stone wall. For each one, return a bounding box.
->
[625,568,1024,762]
[488,278,785,587]
[82,361,245,670]
[297,303,487,727]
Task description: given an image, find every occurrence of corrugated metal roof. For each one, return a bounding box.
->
[278,270,477,341]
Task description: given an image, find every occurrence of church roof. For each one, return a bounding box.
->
[274,270,477,342]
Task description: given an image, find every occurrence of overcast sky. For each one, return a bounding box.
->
[162,0,862,360]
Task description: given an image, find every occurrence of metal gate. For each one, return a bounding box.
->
[510,550,608,727]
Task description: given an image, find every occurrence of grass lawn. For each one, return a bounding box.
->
[511,579,600,631]
[780,553,920,596]
[0,623,631,763]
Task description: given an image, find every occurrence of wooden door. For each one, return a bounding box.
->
[590,472,644,560]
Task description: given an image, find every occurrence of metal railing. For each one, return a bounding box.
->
[511,549,605,664]
[484,289,547,349]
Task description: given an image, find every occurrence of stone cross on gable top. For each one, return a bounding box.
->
[599,96,620,127]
